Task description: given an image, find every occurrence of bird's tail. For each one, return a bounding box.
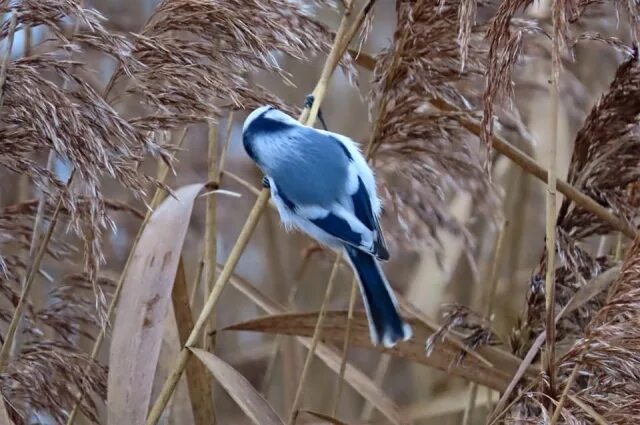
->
[345,246,412,348]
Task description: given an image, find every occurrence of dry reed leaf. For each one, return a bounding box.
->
[107,183,203,425]
[171,259,214,425]
[225,311,520,392]
[226,272,408,425]
[190,348,284,425]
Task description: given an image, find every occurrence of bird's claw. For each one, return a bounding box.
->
[304,94,315,109]
[261,176,270,189]
[303,94,329,131]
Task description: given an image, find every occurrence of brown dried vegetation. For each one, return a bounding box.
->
[0,0,640,424]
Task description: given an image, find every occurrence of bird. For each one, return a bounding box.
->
[241,104,412,348]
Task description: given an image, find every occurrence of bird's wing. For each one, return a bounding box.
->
[349,175,389,260]
[268,126,389,260]
[275,175,389,260]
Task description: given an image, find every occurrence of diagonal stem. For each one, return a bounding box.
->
[12,5,86,358]
[331,277,358,416]
[0,173,72,371]
[145,1,373,422]
[287,256,342,425]
[352,51,637,239]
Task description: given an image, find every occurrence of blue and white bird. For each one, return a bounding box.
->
[242,105,412,348]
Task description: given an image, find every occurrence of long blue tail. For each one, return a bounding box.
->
[345,246,412,347]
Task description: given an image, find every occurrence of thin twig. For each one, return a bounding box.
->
[203,121,219,352]
[287,256,342,425]
[549,353,583,425]
[360,354,392,421]
[222,171,263,198]
[463,221,509,424]
[202,120,219,421]
[462,383,479,425]
[218,112,235,181]
[331,277,358,416]
[0,177,70,371]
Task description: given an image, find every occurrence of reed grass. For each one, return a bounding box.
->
[1,0,640,424]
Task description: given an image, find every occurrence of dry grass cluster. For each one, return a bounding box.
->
[0,0,640,424]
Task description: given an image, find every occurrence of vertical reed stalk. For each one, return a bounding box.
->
[544,18,561,399]
[191,114,234,307]
[202,120,219,421]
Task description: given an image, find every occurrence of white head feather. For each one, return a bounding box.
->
[242,106,300,133]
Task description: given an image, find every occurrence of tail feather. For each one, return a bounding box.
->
[345,246,412,347]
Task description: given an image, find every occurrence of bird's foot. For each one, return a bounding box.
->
[303,94,329,131]
[261,176,270,189]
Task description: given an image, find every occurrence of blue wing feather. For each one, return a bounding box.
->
[255,122,389,259]
[351,177,390,260]
[310,213,363,248]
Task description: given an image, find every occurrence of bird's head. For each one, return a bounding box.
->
[242,105,298,136]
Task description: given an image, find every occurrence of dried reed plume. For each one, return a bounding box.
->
[111,0,357,125]
[519,48,640,356]
[3,340,106,424]
[0,0,162,285]
[483,0,543,152]
[0,201,114,422]
[369,0,498,251]
[555,235,640,423]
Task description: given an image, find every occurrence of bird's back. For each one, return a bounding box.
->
[268,127,351,208]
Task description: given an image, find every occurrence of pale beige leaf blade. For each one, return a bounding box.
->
[226,272,409,425]
[190,348,284,425]
[225,311,515,391]
[171,259,215,425]
[107,183,204,425]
